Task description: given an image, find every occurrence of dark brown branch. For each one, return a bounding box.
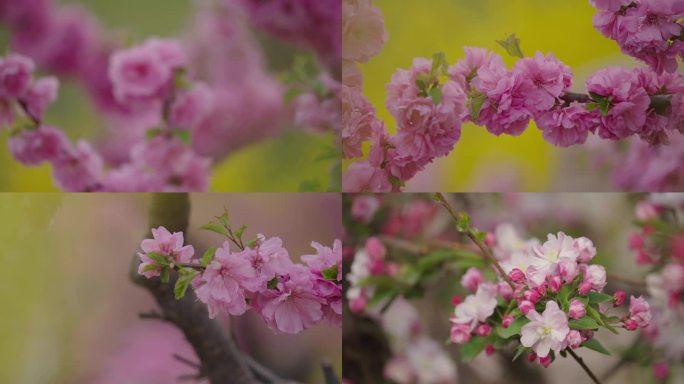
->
[561,91,671,111]
[130,193,256,384]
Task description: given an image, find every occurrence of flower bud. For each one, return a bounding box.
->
[508,268,526,283]
[461,267,484,292]
[519,300,534,314]
[566,330,582,348]
[613,290,626,307]
[476,324,492,337]
[502,315,514,328]
[568,299,586,320]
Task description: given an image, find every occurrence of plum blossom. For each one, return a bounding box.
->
[529,232,580,278]
[520,300,570,358]
[534,103,599,147]
[451,284,498,329]
[513,52,573,113]
[0,53,34,98]
[137,226,195,278]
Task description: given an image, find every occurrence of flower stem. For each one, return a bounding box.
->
[433,193,516,289]
[566,348,602,384]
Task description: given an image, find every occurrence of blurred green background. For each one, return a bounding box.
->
[0,0,336,191]
[0,193,342,383]
[357,0,637,191]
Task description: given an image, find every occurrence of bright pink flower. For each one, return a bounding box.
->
[535,103,599,147]
[449,47,499,89]
[195,241,261,318]
[653,362,670,380]
[548,275,562,293]
[137,226,195,278]
[578,281,593,295]
[449,322,471,344]
[502,315,514,328]
[475,68,532,136]
[168,83,214,130]
[240,235,293,286]
[253,264,326,334]
[628,295,652,328]
[8,125,70,165]
[351,195,380,223]
[509,268,526,283]
[476,323,492,337]
[568,299,587,320]
[566,329,582,349]
[523,289,542,304]
[461,267,484,292]
[585,67,650,139]
[514,52,573,113]
[520,301,569,358]
[485,344,495,356]
[519,300,535,315]
[23,76,59,120]
[538,355,552,368]
[614,290,626,307]
[0,53,34,98]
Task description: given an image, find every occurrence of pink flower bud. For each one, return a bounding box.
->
[569,299,586,320]
[461,267,484,292]
[476,324,492,337]
[508,268,526,283]
[578,281,592,295]
[566,330,582,348]
[369,259,384,275]
[538,355,552,368]
[385,262,400,276]
[450,323,471,344]
[574,237,596,264]
[0,54,34,99]
[519,300,534,314]
[485,344,495,356]
[628,232,644,250]
[484,232,496,247]
[365,237,386,260]
[583,264,607,292]
[548,275,562,293]
[496,281,514,300]
[613,291,626,307]
[671,236,684,264]
[580,330,594,341]
[653,362,670,381]
[502,315,514,328]
[527,352,537,363]
[522,289,541,303]
[635,201,659,221]
[624,318,638,331]
[629,295,651,328]
[349,296,367,313]
[451,295,462,305]
[635,249,654,265]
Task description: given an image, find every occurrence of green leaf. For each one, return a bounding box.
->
[145,127,163,140]
[368,285,399,308]
[201,222,229,236]
[557,285,570,311]
[299,180,322,192]
[267,277,279,289]
[200,247,216,267]
[469,90,487,121]
[235,224,247,240]
[460,335,490,362]
[160,267,170,283]
[496,34,525,58]
[456,212,471,232]
[147,252,169,267]
[429,86,443,104]
[431,52,448,76]
[415,250,464,272]
[141,263,160,272]
[322,264,339,281]
[512,345,531,361]
[496,317,529,339]
[173,129,191,145]
[246,238,259,248]
[569,317,600,330]
[174,268,199,299]
[587,292,613,304]
[582,338,611,356]
[586,305,605,327]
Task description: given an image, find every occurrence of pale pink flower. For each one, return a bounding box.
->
[568,299,587,320]
[342,161,392,192]
[461,267,484,292]
[137,226,195,278]
[195,241,261,318]
[449,47,499,89]
[628,295,652,328]
[109,45,171,103]
[566,329,582,349]
[530,232,580,278]
[520,300,570,358]
[452,285,498,329]
[253,264,325,334]
[582,264,607,292]
[342,0,387,63]
[237,235,293,286]
[574,237,597,264]
[661,263,684,293]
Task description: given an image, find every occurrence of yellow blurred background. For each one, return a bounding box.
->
[358,0,639,191]
[0,0,335,191]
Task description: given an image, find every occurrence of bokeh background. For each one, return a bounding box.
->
[0,193,342,383]
[357,0,639,192]
[0,0,336,191]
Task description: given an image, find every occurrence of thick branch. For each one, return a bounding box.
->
[561,91,671,111]
[130,193,256,384]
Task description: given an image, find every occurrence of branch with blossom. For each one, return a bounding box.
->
[342,0,684,192]
[0,0,341,191]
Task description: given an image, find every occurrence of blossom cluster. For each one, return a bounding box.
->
[342,0,684,192]
[1,0,339,191]
[448,225,651,366]
[136,220,342,335]
[590,0,684,74]
[626,194,684,380]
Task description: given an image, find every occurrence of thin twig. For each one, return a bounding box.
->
[138,310,168,321]
[433,193,515,289]
[561,91,671,111]
[173,353,202,370]
[566,348,602,384]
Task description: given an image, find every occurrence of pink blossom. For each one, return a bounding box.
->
[302,239,342,325]
[342,161,392,192]
[530,232,580,278]
[351,195,380,223]
[8,125,70,165]
[475,323,492,337]
[474,63,532,136]
[168,83,214,130]
[23,76,59,120]
[195,241,261,318]
[342,0,387,63]
[449,47,499,89]
[534,103,599,147]
[502,315,515,328]
[509,268,526,283]
[653,362,671,380]
[614,290,626,307]
[635,201,660,221]
[585,67,651,139]
[662,263,684,293]
[628,295,652,328]
[342,84,378,158]
[51,140,104,191]
[513,52,573,113]
[365,237,386,261]
[566,329,583,349]
[240,235,293,286]
[538,355,552,368]
[137,226,195,278]
[548,275,562,292]
[452,285,498,329]
[0,53,34,98]
[449,322,471,344]
[253,265,325,334]
[574,237,597,264]
[582,264,607,292]
[520,300,570,358]
[349,295,367,313]
[568,299,587,320]
[461,267,484,292]
[558,259,579,284]
[590,0,632,11]
[518,300,535,315]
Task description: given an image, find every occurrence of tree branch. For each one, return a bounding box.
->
[566,348,602,384]
[130,193,256,384]
[561,91,671,111]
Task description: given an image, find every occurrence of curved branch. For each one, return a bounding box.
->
[130,193,256,384]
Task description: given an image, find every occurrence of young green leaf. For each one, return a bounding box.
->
[267,277,279,289]
[512,345,531,361]
[456,212,471,233]
[569,317,600,330]
[322,265,339,281]
[469,91,487,121]
[201,222,229,236]
[496,317,530,339]
[160,267,170,283]
[496,34,525,58]
[429,86,443,104]
[200,246,216,267]
[582,338,611,355]
[147,252,169,266]
[587,292,613,304]
[174,268,199,299]
[460,335,490,362]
